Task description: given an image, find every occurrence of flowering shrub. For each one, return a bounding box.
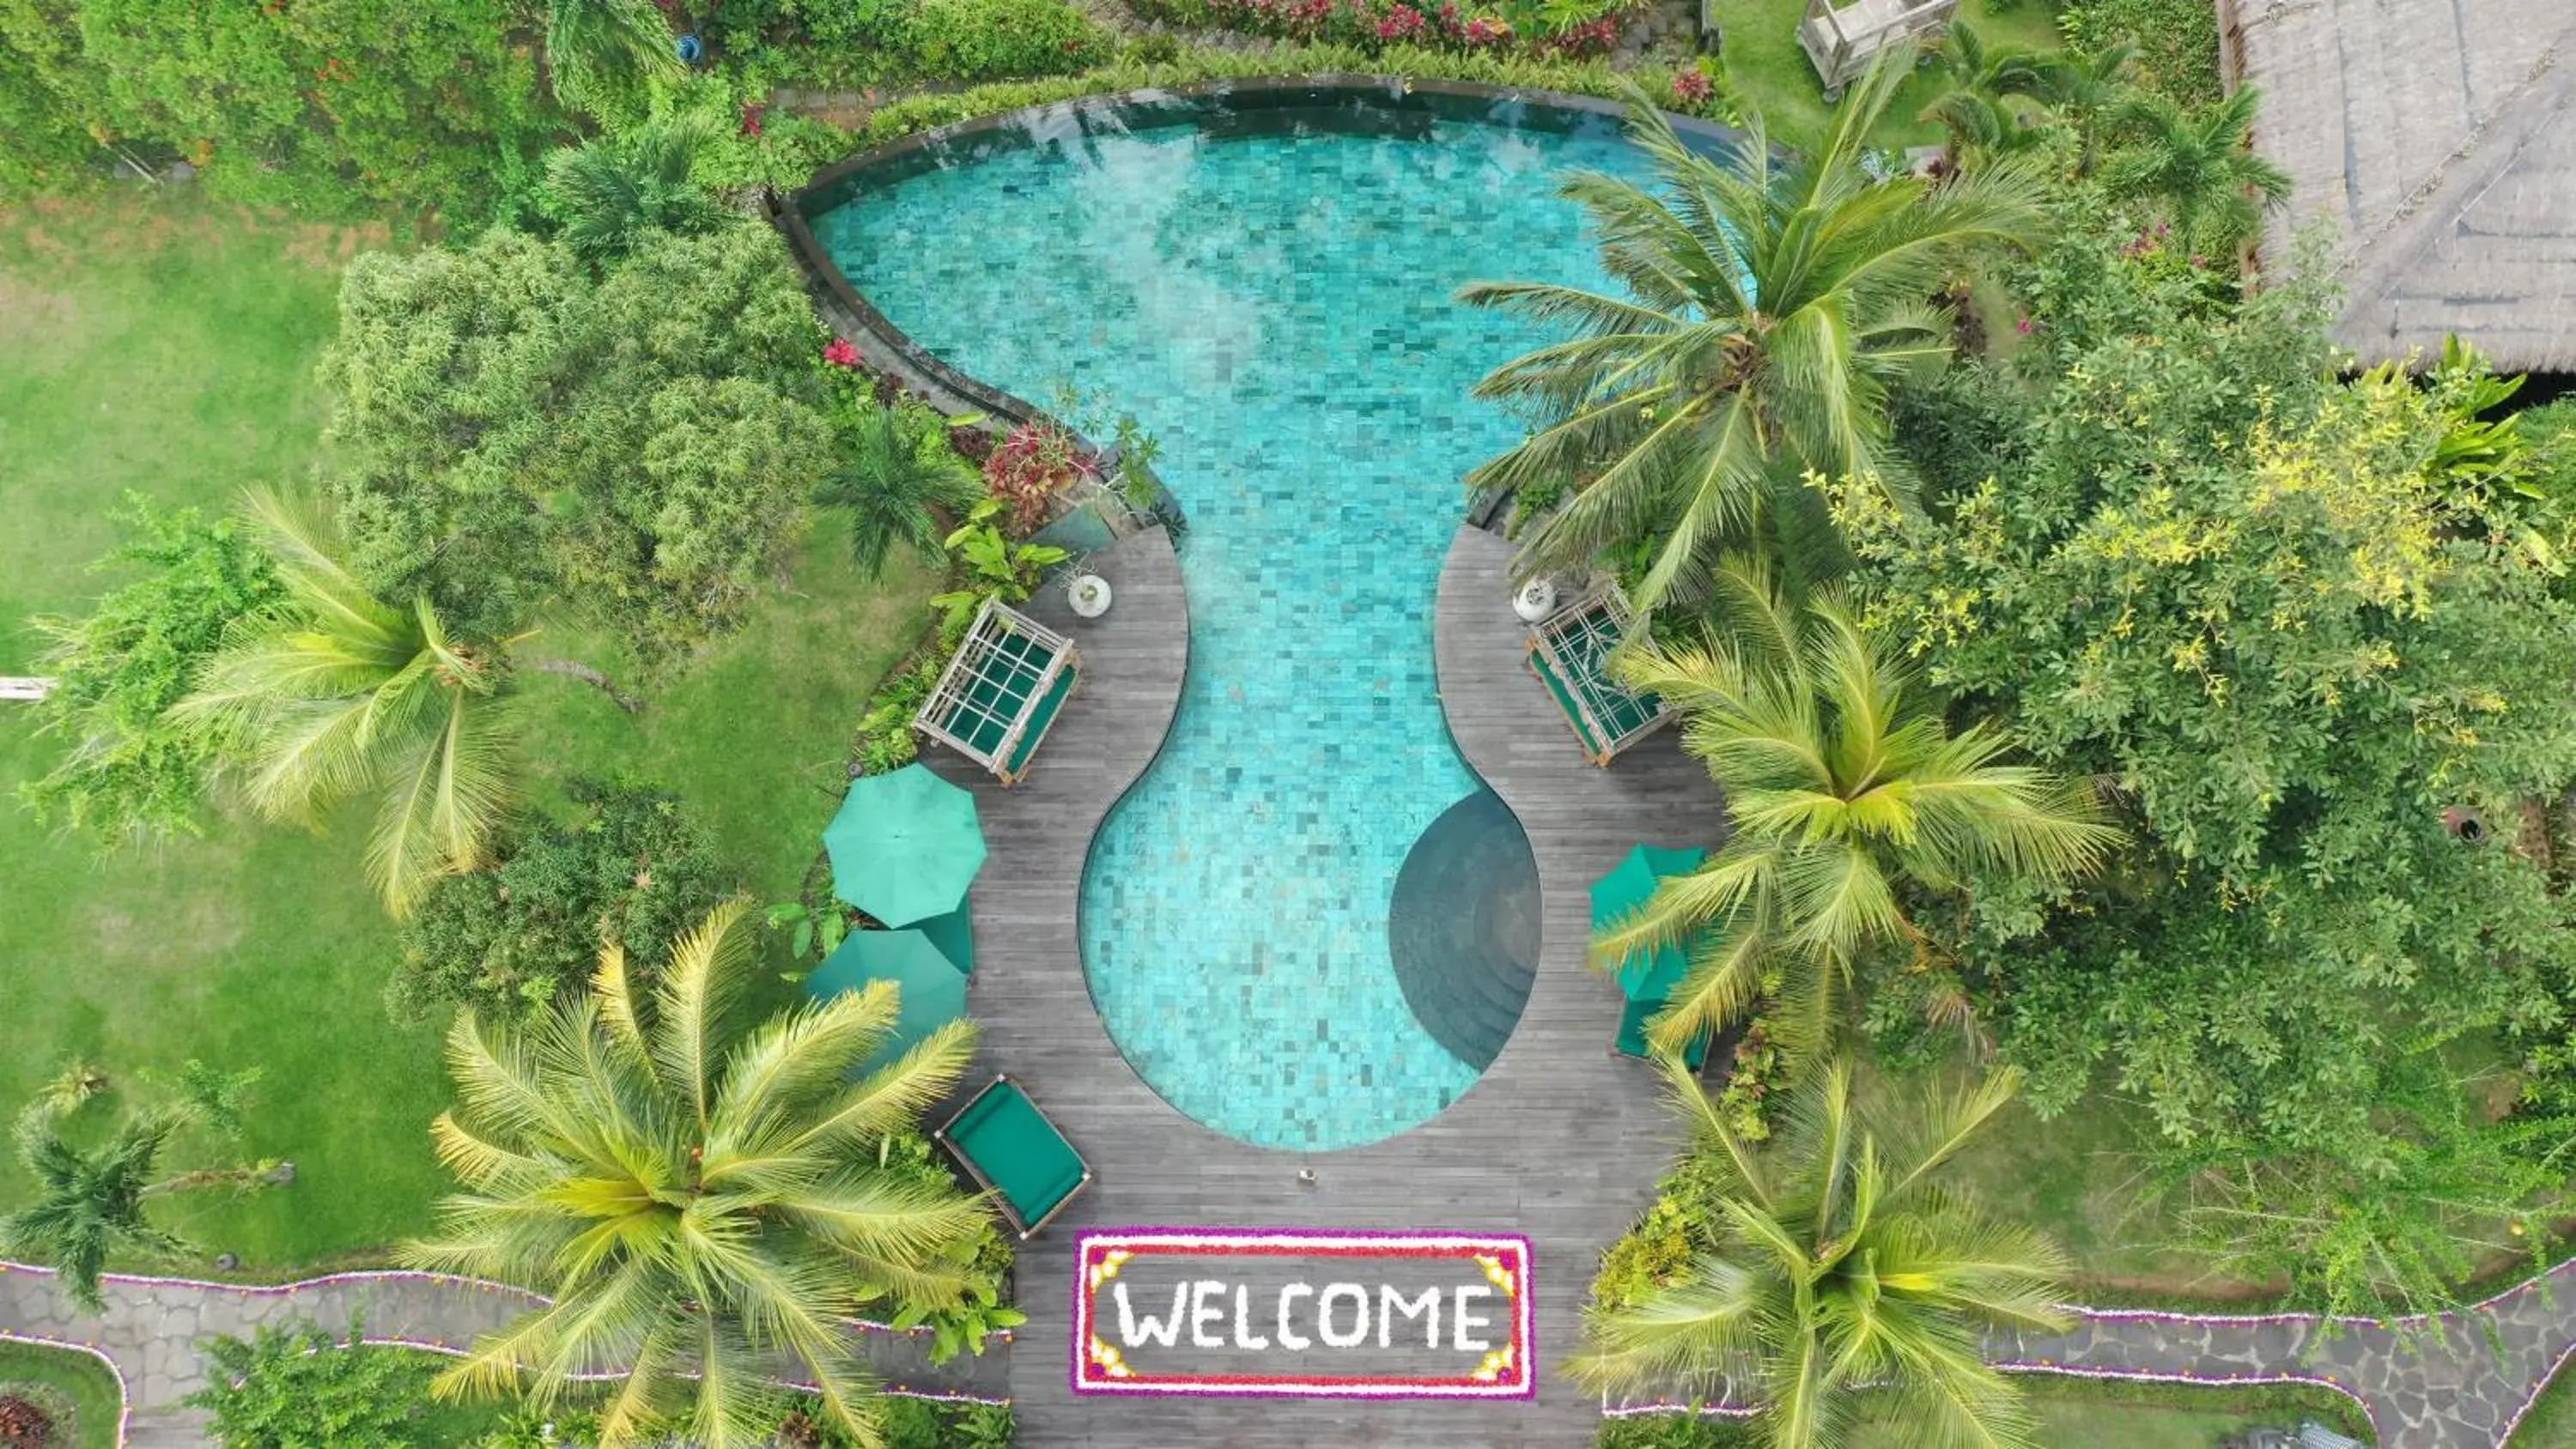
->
[822,336,862,369]
[1670,65,1711,108]
[1133,0,1623,58]
[982,421,1093,535]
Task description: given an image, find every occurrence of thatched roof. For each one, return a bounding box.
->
[2231,0,2576,372]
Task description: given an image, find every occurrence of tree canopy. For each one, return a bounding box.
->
[319,221,831,666]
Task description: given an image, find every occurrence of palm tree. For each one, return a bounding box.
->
[1572,1057,2069,1449]
[2029,39,2140,175]
[405,901,993,1448]
[818,402,986,579]
[542,116,730,264]
[2101,86,2294,250]
[1918,21,2055,169]
[1460,57,2050,611]
[1598,558,2118,1055]
[545,0,682,119]
[1,1102,287,1311]
[173,494,516,918]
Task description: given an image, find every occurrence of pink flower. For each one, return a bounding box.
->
[823,338,861,369]
[1672,67,1712,105]
[2015,317,2033,335]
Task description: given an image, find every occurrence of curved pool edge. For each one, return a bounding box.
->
[767,74,1747,434]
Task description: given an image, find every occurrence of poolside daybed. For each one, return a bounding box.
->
[1527,582,1670,766]
[914,598,1080,785]
[936,1074,1092,1239]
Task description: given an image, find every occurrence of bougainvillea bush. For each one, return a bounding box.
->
[1130,0,1634,58]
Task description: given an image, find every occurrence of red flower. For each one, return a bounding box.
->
[823,337,861,369]
[740,102,766,138]
[1672,67,1712,105]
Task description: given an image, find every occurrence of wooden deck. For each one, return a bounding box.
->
[931,524,1727,1446]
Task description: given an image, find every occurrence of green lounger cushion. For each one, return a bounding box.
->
[1616,997,1710,1070]
[1004,663,1077,776]
[1531,647,1608,756]
[945,1079,1087,1231]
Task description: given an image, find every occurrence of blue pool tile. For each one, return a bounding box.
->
[818,112,1654,1150]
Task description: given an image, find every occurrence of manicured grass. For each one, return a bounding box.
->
[2023,1375,2376,1446]
[0,193,936,1270]
[0,1339,126,1449]
[0,193,449,1267]
[2510,1358,2576,1447]
[1710,0,2068,149]
[512,525,939,902]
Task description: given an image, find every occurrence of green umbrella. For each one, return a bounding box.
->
[1592,843,1707,1003]
[823,763,987,928]
[804,927,969,1070]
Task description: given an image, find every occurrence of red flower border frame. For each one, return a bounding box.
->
[1071,1227,1536,1400]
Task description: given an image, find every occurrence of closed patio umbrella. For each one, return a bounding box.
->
[804,927,969,1071]
[823,763,987,928]
[1591,843,1708,1003]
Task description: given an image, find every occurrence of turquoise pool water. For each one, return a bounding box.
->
[813,97,1660,1149]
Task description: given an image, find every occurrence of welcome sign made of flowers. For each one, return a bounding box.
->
[1072,1228,1534,1399]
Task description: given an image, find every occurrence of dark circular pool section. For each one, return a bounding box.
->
[1389,788,1540,1071]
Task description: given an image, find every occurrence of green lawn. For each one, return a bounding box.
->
[2511,1359,2576,1447]
[1710,0,2069,149]
[0,192,933,1270]
[0,1339,125,1449]
[2026,1376,2376,1446]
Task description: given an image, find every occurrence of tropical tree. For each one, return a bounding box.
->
[405,901,993,1448]
[541,115,730,264]
[1573,1058,2069,1449]
[173,494,517,918]
[819,401,985,579]
[2101,86,2294,250]
[1918,21,2056,169]
[1459,57,2050,611]
[2029,39,2140,174]
[1597,558,2117,1055]
[1,1099,289,1312]
[544,0,680,119]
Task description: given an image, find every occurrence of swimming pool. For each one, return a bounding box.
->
[810,87,1672,1149]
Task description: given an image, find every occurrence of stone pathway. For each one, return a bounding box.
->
[1607,1258,2576,1447]
[0,1260,1009,1446]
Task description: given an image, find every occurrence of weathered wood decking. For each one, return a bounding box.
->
[933,524,1726,1446]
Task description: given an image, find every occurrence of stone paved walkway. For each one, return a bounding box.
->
[0,1260,1008,1446]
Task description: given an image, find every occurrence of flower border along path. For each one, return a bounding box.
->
[0,1259,1012,1446]
[1611,1256,2576,1448]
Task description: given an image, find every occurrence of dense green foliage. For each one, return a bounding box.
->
[17,500,282,845]
[319,222,829,664]
[393,779,732,1023]
[539,117,732,264]
[1576,1060,2067,1449]
[2057,0,2221,108]
[0,0,562,218]
[408,902,999,1446]
[187,1316,456,1448]
[1841,215,2576,1315]
[707,0,1107,89]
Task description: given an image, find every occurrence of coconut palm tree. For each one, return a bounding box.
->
[545,0,682,119]
[1,1102,287,1312]
[1459,56,2050,612]
[1571,1057,2069,1449]
[406,901,993,1448]
[173,494,516,918]
[2101,86,2294,250]
[1598,558,2118,1056]
[542,115,730,265]
[819,402,986,579]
